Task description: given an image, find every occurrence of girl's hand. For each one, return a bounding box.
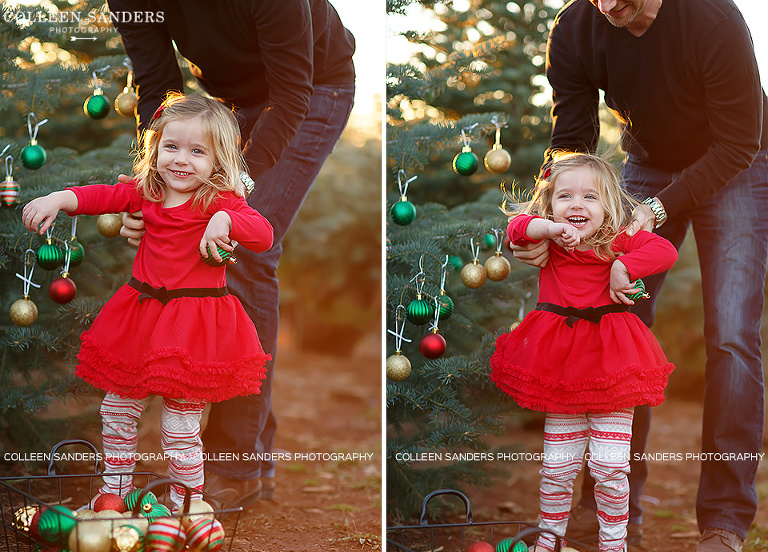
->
[200,211,234,262]
[22,190,78,234]
[610,259,640,305]
[551,222,580,251]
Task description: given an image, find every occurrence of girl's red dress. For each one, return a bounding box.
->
[69,182,274,403]
[490,214,678,414]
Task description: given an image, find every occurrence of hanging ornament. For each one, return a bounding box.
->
[145,517,187,552]
[406,255,433,324]
[84,69,112,119]
[1,149,20,207]
[448,255,464,271]
[185,517,225,552]
[386,305,412,381]
[112,524,144,552]
[420,298,446,359]
[200,243,237,266]
[482,232,496,250]
[436,256,454,320]
[49,243,77,304]
[97,213,123,237]
[10,250,41,326]
[37,226,64,270]
[626,279,650,301]
[485,229,511,282]
[452,124,480,176]
[115,65,138,118]
[20,114,48,170]
[484,116,512,173]
[390,170,417,226]
[68,216,85,267]
[461,238,487,289]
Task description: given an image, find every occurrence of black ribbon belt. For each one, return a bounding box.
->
[128,277,229,305]
[536,302,628,328]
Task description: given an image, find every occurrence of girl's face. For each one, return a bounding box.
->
[156,117,214,207]
[551,166,606,243]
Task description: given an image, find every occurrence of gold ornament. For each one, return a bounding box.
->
[112,525,143,552]
[13,506,38,532]
[97,213,123,238]
[461,259,487,289]
[115,88,138,118]
[484,253,511,281]
[75,509,98,520]
[67,520,111,552]
[484,144,512,173]
[10,297,38,326]
[181,500,215,530]
[386,353,411,381]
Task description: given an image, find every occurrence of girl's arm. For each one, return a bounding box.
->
[516,215,581,251]
[217,195,274,253]
[22,190,79,235]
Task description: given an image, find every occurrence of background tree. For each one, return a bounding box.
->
[386,0,560,519]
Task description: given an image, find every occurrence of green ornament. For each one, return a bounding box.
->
[21,142,47,170]
[200,244,235,267]
[483,232,496,250]
[406,297,434,325]
[390,198,416,226]
[37,241,64,270]
[37,505,76,546]
[124,489,158,512]
[438,292,454,320]
[626,278,650,301]
[452,147,479,176]
[84,91,110,119]
[448,255,464,271]
[495,537,527,552]
[68,240,85,267]
[140,502,171,523]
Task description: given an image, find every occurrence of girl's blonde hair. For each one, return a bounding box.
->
[133,92,244,211]
[504,151,640,260]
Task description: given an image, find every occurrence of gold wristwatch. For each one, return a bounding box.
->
[642,197,668,228]
[239,171,255,196]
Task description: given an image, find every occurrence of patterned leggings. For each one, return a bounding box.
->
[536,409,633,552]
[99,394,205,511]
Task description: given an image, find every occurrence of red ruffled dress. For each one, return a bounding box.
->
[69,182,274,403]
[490,214,678,414]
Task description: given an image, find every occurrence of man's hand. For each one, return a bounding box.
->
[116,174,145,247]
[509,239,551,268]
[626,203,655,236]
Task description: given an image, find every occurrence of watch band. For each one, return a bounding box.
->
[239,171,255,196]
[642,197,667,228]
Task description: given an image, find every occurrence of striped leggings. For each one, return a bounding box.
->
[536,409,633,552]
[99,393,205,511]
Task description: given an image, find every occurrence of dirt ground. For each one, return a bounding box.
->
[407,399,768,552]
[0,330,382,552]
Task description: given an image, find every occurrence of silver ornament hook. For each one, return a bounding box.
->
[493,228,504,254]
[439,255,449,292]
[27,113,48,142]
[70,215,78,239]
[5,154,13,180]
[387,304,412,351]
[410,254,427,296]
[469,237,481,261]
[429,295,441,331]
[397,169,417,199]
[460,123,479,148]
[16,249,41,297]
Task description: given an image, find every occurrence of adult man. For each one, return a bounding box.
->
[513,0,768,550]
[108,0,355,507]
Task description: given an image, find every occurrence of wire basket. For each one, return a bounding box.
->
[0,439,243,552]
[386,489,600,552]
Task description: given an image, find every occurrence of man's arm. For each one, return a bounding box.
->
[242,0,315,180]
[655,7,763,216]
[107,0,183,137]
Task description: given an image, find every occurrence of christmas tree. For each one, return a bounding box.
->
[386,0,560,519]
[0,2,144,463]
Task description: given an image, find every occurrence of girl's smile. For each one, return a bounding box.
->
[156,117,214,207]
[551,166,606,247]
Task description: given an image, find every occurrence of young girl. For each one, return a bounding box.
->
[490,152,677,552]
[22,93,273,511]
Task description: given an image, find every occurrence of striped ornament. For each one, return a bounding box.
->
[0,178,19,206]
[185,518,225,552]
[145,517,186,552]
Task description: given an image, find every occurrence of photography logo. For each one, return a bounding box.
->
[2,7,164,40]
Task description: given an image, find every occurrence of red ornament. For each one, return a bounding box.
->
[49,276,77,304]
[419,331,446,359]
[93,492,126,513]
[467,542,495,552]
